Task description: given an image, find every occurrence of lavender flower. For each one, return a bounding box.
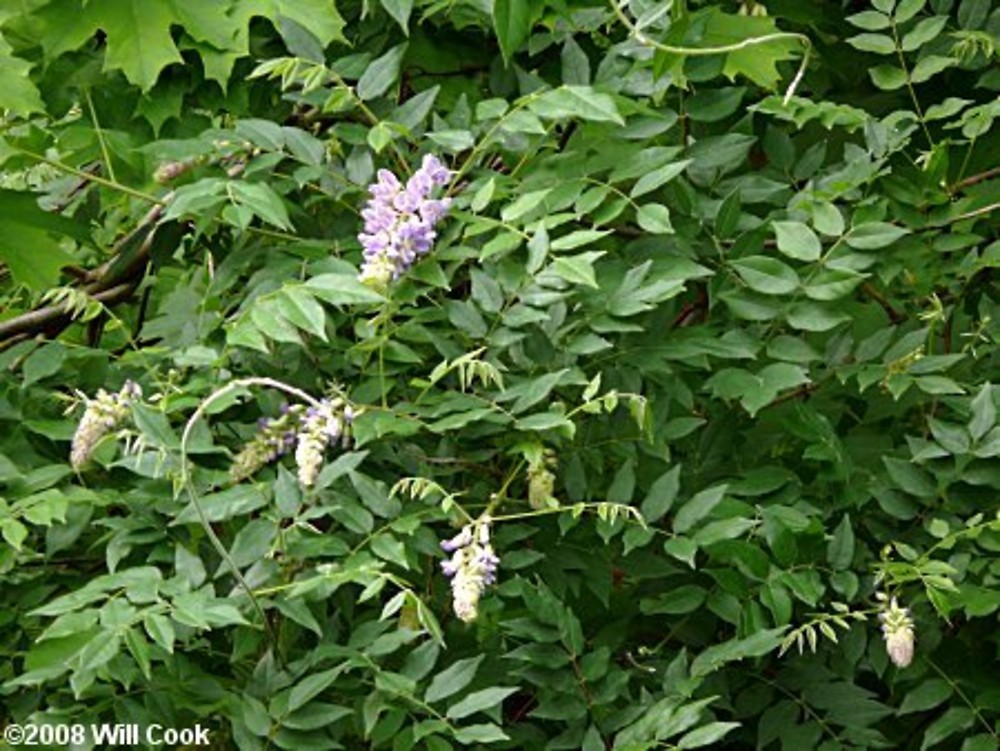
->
[358,154,452,289]
[294,398,350,488]
[440,516,499,622]
[879,596,915,668]
[70,380,142,470]
[229,404,303,483]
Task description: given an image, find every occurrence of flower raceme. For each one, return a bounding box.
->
[358,154,452,289]
[70,380,142,470]
[440,516,499,623]
[295,398,352,487]
[230,398,354,488]
[229,404,304,483]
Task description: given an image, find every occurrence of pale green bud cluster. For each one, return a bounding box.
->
[879,595,915,668]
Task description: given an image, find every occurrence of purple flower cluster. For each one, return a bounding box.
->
[229,404,304,483]
[229,398,355,487]
[440,516,499,622]
[358,154,452,288]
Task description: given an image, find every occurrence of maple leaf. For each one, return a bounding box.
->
[702,9,803,89]
[0,32,44,116]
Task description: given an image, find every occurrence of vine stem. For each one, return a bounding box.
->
[12,147,164,205]
[607,0,812,104]
[178,377,324,648]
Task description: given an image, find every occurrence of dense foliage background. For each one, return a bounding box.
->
[3,0,1000,748]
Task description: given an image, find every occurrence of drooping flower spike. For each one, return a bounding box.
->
[295,398,352,487]
[70,380,142,470]
[358,154,452,289]
[440,515,499,623]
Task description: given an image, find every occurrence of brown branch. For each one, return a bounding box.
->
[761,383,819,412]
[861,282,905,324]
[0,281,137,349]
[953,166,1000,192]
[0,197,170,348]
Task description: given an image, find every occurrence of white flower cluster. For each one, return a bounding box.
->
[440,516,499,623]
[295,398,352,487]
[879,595,915,668]
[70,381,141,470]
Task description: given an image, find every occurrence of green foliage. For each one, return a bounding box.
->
[3,0,1000,749]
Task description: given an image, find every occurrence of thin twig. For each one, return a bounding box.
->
[607,0,812,103]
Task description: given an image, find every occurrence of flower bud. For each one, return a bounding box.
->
[70,380,141,470]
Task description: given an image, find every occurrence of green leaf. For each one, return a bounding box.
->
[848,33,896,54]
[277,287,328,340]
[0,190,85,290]
[827,515,855,570]
[22,343,67,387]
[921,707,975,751]
[561,37,590,85]
[549,229,610,251]
[773,221,822,262]
[731,256,800,295]
[425,655,484,703]
[229,181,292,229]
[970,384,995,442]
[899,679,953,714]
[1,517,28,550]
[630,160,691,198]
[640,465,682,523]
[551,251,605,288]
[446,687,519,720]
[493,0,531,64]
[677,722,741,749]
[236,0,347,48]
[673,485,726,534]
[785,302,850,331]
[690,628,786,677]
[642,585,706,615]
[958,0,991,28]
[0,33,44,115]
[452,724,510,744]
[357,43,408,100]
[77,631,122,674]
[884,457,936,497]
[870,65,907,90]
[305,273,385,305]
[528,86,625,125]
[379,0,413,33]
[701,10,803,88]
[99,0,184,91]
[910,55,957,83]
[901,16,948,51]
[288,664,350,712]
[847,10,892,29]
[895,0,927,22]
[636,204,674,234]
